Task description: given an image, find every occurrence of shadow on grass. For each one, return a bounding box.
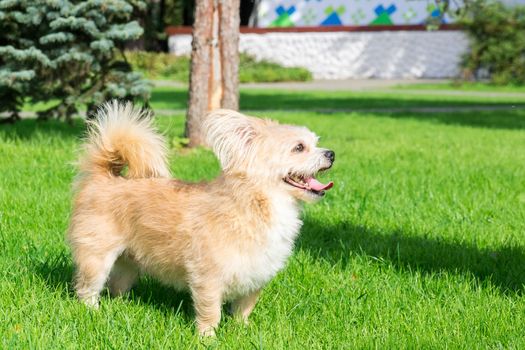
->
[2,90,524,137]
[150,88,525,130]
[298,218,525,294]
[149,88,188,110]
[31,252,195,320]
[0,118,85,141]
[33,215,525,319]
[238,92,525,111]
[151,88,525,111]
[380,110,525,130]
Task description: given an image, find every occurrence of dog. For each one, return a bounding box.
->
[67,101,335,336]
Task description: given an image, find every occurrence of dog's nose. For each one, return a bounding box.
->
[324,150,335,163]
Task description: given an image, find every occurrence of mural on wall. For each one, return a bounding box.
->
[257,0,456,27]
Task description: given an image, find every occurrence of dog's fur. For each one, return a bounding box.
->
[67,101,334,335]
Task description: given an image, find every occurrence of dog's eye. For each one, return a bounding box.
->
[293,143,304,153]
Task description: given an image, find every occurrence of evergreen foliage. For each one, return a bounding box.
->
[0,0,150,122]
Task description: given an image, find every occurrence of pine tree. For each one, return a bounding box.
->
[0,0,150,123]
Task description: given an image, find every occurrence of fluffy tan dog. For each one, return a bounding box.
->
[68,101,335,336]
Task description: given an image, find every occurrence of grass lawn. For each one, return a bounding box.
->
[126,52,312,83]
[2,90,525,348]
[394,81,525,93]
[150,87,525,112]
[21,86,525,115]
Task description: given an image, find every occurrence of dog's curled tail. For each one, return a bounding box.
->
[79,100,170,179]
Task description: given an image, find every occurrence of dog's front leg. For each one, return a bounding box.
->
[231,289,261,324]
[191,282,223,336]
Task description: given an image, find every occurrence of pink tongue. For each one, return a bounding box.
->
[306,177,334,191]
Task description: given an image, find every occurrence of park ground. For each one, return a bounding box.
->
[1,82,525,348]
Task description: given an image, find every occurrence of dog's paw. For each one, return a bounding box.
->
[232,314,250,325]
[198,326,217,337]
[80,295,100,309]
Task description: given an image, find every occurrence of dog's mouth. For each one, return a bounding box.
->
[283,173,334,196]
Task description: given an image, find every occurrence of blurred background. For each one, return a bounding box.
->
[1,0,524,129]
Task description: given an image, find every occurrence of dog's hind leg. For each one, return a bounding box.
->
[231,289,261,323]
[108,255,139,297]
[72,241,125,309]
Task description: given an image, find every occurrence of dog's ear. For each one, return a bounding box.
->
[203,109,259,172]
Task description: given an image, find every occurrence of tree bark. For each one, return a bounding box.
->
[186,0,214,147]
[219,0,240,110]
[209,0,222,111]
[185,0,240,147]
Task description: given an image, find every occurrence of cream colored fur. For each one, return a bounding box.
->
[68,102,334,336]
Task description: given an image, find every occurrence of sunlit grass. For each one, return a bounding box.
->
[1,99,525,347]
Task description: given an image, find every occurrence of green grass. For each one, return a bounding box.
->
[126,51,312,83]
[394,81,525,93]
[21,86,525,115]
[2,93,525,348]
[149,87,525,112]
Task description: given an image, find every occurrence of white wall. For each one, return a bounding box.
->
[168,30,469,79]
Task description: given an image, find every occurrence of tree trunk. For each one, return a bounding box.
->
[185,0,213,147]
[185,0,240,147]
[219,0,240,110]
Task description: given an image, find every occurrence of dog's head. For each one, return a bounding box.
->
[204,109,334,201]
